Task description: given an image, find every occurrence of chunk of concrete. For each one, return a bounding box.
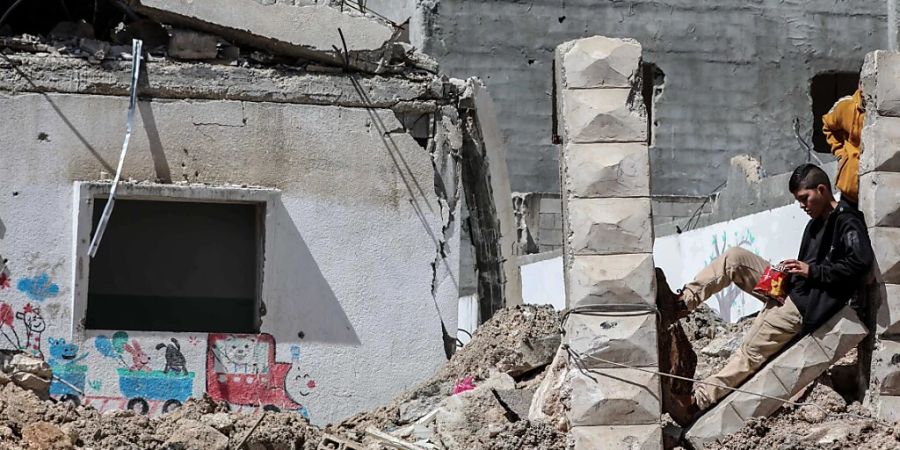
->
[567,254,656,308]
[168,29,219,60]
[569,424,662,450]
[870,227,900,284]
[861,50,900,118]
[163,419,229,450]
[859,172,900,227]
[562,143,650,198]
[130,0,396,66]
[875,283,900,335]
[685,306,867,449]
[9,354,51,378]
[557,36,642,89]
[528,348,568,424]
[561,88,647,144]
[860,116,900,175]
[566,367,660,426]
[497,332,561,377]
[873,338,900,395]
[566,197,653,255]
[875,394,900,422]
[564,312,658,368]
[22,422,73,450]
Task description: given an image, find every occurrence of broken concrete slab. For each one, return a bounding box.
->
[168,29,219,60]
[859,172,900,227]
[562,143,650,198]
[557,36,642,89]
[566,367,660,426]
[569,424,662,450]
[496,333,561,377]
[130,0,397,70]
[528,348,568,425]
[567,253,656,307]
[566,197,653,255]
[685,305,867,448]
[862,50,900,118]
[0,54,441,108]
[870,227,900,284]
[561,88,647,144]
[874,394,900,422]
[860,116,900,175]
[564,312,658,368]
[875,283,900,336]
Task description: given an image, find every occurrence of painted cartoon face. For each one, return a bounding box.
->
[221,336,256,362]
[23,311,46,332]
[294,373,316,397]
[49,338,79,360]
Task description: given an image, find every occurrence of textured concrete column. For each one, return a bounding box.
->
[860,50,900,420]
[555,36,661,449]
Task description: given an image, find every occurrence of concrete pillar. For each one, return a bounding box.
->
[860,50,900,420]
[554,36,662,449]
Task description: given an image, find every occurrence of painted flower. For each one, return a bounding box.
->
[0,303,12,327]
[0,273,9,290]
[17,273,60,302]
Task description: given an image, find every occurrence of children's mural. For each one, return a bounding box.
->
[0,259,316,418]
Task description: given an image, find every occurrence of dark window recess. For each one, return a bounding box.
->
[810,72,860,153]
[87,199,262,333]
[641,62,665,146]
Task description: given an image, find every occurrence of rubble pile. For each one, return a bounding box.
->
[717,381,900,450]
[0,306,566,449]
[681,305,755,379]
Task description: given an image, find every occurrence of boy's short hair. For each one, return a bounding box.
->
[789,164,832,193]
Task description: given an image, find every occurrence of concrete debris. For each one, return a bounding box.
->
[163,419,230,450]
[0,352,52,400]
[49,21,95,40]
[22,422,74,450]
[168,29,219,60]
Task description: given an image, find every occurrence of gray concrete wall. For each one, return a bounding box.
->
[390,0,890,198]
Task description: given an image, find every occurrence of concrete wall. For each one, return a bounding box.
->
[0,81,459,424]
[382,0,890,200]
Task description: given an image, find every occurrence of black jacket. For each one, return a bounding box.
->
[790,199,874,333]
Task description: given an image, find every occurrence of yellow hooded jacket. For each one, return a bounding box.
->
[822,89,864,204]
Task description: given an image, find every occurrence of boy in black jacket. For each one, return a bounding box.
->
[667,164,873,412]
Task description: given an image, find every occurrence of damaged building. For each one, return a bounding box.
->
[0,0,521,425]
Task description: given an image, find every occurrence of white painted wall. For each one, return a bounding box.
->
[0,93,459,425]
[653,204,810,322]
[520,255,565,311]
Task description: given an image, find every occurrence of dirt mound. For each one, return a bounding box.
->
[682,305,755,379]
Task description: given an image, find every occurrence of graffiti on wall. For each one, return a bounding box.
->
[705,229,762,321]
[92,332,196,414]
[17,272,60,302]
[207,333,314,417]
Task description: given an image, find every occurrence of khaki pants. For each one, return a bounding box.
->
[682,247,803,409]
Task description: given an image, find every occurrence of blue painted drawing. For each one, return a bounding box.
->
[16,273,59,302]
[48,338,90,402]
[48,337,89,366]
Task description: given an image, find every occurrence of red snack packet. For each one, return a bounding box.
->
[753,264,790,304]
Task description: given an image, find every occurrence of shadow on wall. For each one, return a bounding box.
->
[266,199,360,346]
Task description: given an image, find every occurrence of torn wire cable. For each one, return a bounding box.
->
[88,38,143,258]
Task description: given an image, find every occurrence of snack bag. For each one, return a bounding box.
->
[752,263,790,303]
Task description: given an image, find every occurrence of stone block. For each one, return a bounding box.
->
[130,0,395,57]
[860,116,900,175]
[875,283,900,336]
[859,172,900,227]
[861,50,900,118]
[570,424,662,450]
[567,254,656,308]
[870,227,900,284]
[567,198,653,255]
[565,312,658,369]
[558,36,642,89]
[566,367,660,426]
[686,306,866,448]
[562,88,646,144]
[767,337,831,401]
[873,339,900,395]
[563,143,650,198]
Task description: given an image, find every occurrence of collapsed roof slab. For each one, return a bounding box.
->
[129,0,399,71]
[0,54,441,108]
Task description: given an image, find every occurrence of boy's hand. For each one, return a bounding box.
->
[782,259,810,277]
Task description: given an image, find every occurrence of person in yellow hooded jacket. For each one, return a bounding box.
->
[822,87,864,205]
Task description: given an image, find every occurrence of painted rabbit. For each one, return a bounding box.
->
[124,340,150,372]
